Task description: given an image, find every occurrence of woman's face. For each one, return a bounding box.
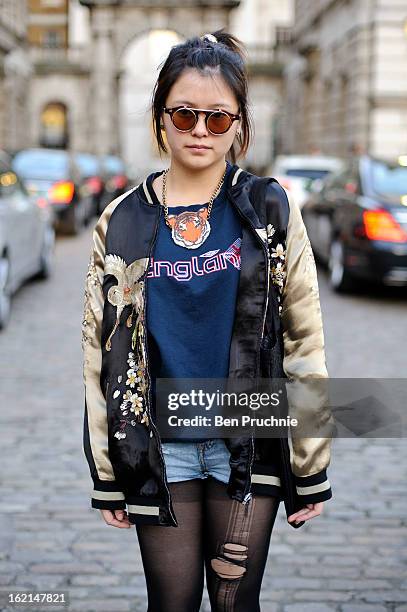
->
[162,67,241,169]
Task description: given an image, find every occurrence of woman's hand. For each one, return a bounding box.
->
[288,502,324,524]
[100,508,133,528]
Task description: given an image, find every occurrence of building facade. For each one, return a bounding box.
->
[281,0,407,159]
[28,0,69,48]
[0,0,30,153]
[25,0,294,174]
[231,0,293,171]
[80,0,293,174]
[27,0,91,151]
[80,0,243,165]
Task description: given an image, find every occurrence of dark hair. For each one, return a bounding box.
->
[151,29,253,164]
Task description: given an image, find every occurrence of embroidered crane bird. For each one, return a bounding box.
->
[104,254,149,351]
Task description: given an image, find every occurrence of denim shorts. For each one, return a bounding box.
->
[161,439,232,484]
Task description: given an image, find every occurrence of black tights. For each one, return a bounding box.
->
[135,477,280,612]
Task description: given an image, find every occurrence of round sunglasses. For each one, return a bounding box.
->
[163,105,241,135]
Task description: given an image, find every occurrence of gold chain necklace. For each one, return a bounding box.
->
[161,163,227,250]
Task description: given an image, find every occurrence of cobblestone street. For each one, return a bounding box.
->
[0,225,406,612]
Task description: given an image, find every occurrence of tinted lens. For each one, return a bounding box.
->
[172,108,196,131]
[207,111,232,134]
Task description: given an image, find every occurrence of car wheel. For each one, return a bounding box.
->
[67,205,81,235]
[0,257,11,330]
[37,226,55,280]
[328,238,355,293]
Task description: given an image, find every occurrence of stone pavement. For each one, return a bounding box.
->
[0,225,406,612]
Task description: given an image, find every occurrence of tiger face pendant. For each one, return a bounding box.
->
[166,207,211,249]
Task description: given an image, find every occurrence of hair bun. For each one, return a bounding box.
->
[200,33,218,44]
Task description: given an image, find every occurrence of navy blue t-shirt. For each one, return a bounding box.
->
[145,162,242,441]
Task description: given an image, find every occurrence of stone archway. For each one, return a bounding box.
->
[119,29,183,179]
[29,69,94,152]
[80,1,240,156]
[39,102,69,149]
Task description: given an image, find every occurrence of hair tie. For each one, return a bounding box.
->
[201,33,218,44]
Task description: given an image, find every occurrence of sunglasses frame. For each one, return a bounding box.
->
[163,105,241,135]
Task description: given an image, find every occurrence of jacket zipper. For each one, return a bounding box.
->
[227,188,272,504]
[262,247,271,342]
[141,202,178,527]
[140,179,267,514]
[227,191,271,347]
[242,438,254,505]
[228,183,297,522]
[229,188,294,521]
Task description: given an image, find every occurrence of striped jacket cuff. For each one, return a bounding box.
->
[91,479,126,511]
[251,463,283,499]
[295,469,332,504]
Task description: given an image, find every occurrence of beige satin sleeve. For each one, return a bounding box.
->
[82,188,137,483]
[280,196,334,478]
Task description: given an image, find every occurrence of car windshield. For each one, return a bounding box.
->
[75,154,99,177]
[13,149,68,180]
[285,168,332,181]
[370,159,407,197]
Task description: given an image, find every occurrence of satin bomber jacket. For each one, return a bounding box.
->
[82,164,333,528]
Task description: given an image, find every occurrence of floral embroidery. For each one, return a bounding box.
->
[304,237,320,296]
[256,223,287,314]
[81,296,95,348]
[256,223,276,246]
[266,223,276,244]
[257,222,287,316]
[81,253,101,349]
[271,243,285,260]
[87,254,99,285]
[271,260,286,289]
[113,343,150,440]
[126,368,139,388]
[104,254,149,351]
[267,233,287,315]
[108,256,151,440]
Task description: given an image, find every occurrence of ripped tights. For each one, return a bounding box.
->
[135,477,280,612]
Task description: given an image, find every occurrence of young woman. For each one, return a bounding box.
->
[82,30,333,612]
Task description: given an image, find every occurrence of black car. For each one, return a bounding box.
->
[99,155,129,212]
[12,148,93,235]
[302,155,407,292]
[74,152,105,218]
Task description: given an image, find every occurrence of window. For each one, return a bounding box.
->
[330,165,360,194]
[41,0,65,7]
[370,158,407,197]
[42,30,62,49]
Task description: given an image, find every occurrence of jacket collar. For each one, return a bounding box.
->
[135,162,264,231]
